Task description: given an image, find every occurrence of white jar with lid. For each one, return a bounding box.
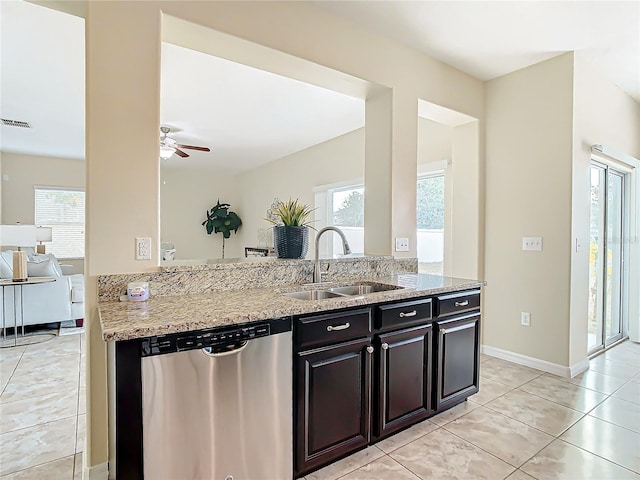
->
[127,282,149,302]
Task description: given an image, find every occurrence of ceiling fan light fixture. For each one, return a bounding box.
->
[160,145,176,160]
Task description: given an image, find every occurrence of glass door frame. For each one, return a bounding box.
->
[588,159,629,355]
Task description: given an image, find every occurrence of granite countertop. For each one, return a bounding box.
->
[99,273,486,341]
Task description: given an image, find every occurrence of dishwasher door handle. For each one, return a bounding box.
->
[202,341,249,357]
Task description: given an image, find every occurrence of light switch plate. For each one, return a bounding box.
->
[395,237,409,252]
[521,312,531,326]
[522,236,543,251]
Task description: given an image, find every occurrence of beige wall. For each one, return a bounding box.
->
[1,152,85,272]
[236,128,364,258]
[84,1,484,472]
[0,152,85,224]
[161,128,364,261]
[161,167,241,260]
[571,56,640,360]
[484,53,575,366]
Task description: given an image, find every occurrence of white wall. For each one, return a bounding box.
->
[571,56,640,357]
[484,53,575,367]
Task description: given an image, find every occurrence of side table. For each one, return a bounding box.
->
[1,277,56,348]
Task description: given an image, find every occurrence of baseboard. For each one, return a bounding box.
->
[481,345,588,378]
[570,357,590,377]
[86,461,109,480]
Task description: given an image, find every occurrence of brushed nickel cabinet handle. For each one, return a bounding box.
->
[327,322,350,332]
[399,310,417,318]
[381,343,389,350]
[366,346,374,354]
[455,300,469,307]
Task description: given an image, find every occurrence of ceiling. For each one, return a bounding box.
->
[316,1,640,101]
[1,1,638,167]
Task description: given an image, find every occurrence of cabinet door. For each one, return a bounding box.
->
[375,324,432,440]
[435,314,480,410]
[295,338,372,477]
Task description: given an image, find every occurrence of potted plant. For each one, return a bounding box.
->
[266,198,315,259]
[202,200,242,259]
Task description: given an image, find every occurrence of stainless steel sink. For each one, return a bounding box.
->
[284,290,343,301]
[328,283,403,296]
[283,282,403,300]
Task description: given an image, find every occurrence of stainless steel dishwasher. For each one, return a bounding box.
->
[140,318,292,480]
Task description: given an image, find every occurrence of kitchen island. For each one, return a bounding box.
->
[99,258,485,480]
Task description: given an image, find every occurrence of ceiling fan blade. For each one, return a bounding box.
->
[176,144,211,152]
[175,148,189,158]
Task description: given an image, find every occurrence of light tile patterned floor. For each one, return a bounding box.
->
[0,333,84,479]
[1,335,638,479]
[305,340,640,480]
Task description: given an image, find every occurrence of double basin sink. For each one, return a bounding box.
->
[284,282,404,301]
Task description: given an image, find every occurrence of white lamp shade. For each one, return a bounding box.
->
[36,226,53,243]
[0,225,37,247]
[160,145,176,160]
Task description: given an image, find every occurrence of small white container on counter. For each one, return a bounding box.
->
[127,282,149,302]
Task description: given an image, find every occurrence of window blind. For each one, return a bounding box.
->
[34,187,85,258]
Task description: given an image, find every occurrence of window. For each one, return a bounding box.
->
[417,172,445,275]
[34,187,85,258]
[315,182,364,257]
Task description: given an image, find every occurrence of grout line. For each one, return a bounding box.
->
[552,438,640,476]
[583,411,640,436]
[0,454,75,478]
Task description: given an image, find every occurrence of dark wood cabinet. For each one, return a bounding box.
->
[434,313,480,410]
[294,336,372,477]
[294,290,482,477]
[374,323,432,440]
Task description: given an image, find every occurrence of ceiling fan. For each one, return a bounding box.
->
[160,126,211,159]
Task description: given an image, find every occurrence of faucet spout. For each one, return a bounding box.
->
[314,226,352,283]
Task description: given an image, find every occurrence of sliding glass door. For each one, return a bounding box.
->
[588,162,627,354]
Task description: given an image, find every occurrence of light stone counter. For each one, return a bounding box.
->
[99,273,485,341]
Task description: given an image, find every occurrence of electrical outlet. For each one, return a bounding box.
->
[395,237,409,252]
[136,237,151,260]
[521,312,531,326]
[522,236,543,251]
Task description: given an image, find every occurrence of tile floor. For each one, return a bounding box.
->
[0,335,638,480]
[304,340,640,480]
[0,332,84,479]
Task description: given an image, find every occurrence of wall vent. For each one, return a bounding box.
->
[1,118,31,128]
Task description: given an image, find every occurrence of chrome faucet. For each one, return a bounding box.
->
[314,226,352,283]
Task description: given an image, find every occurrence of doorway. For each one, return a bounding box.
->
[588,161,628,354]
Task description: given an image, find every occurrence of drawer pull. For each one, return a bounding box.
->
[366,345,374,354]
[454,300,469,307]
[327,322,350,332]
[399,310,417,318]
[381,342,389,350]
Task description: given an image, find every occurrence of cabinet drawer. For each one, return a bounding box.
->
[297,309,371,350]
[435,290,480,317]
[375,298,432,331]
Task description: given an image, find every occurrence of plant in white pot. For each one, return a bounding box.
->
[265,198,315,259]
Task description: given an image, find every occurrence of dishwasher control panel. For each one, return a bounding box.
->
[141,323,270,357]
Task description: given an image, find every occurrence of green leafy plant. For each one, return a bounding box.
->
[202,200,242,258]
[265,198,316,229]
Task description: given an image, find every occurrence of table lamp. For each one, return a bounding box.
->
[36,226,53,254]
[0,225,37,282]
